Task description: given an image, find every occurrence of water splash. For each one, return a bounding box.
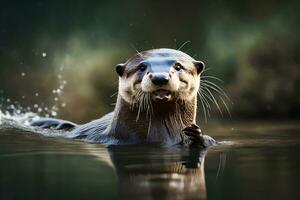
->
[0,110,72,138]
[0,64,69,137]
[0,110,39,127]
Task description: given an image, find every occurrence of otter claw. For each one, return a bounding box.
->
[183,124,217,148]
[182,124,204,147]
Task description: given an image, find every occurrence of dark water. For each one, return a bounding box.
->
[0,121,300,200]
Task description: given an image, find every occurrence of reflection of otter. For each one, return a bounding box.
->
[105,146,208,200]
[31,48,216,147]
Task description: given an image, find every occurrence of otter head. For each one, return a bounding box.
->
[116,48,205,104]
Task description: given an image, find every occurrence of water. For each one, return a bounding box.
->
[0,118,299,200]
[0,65,68,119]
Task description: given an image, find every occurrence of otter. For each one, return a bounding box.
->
[107,146,208,199]
[31,48,217,147]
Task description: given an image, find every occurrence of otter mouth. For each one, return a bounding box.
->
[152,89,172,102]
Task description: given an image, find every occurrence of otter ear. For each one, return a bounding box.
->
[116,63,125,77]
[193,61,205,74]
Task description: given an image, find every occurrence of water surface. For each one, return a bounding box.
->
[0,121,299,200]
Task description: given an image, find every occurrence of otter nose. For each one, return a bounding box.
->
[150,73,169,86]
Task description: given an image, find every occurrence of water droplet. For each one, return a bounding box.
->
[61,103,66,107]
[54,97,58,101]
[38,108,42,112]
[51,111,57,116]
[21,72,26,76]
[35,93,39,97]
[34,104,38,108]
[42,52,47,57]
[52,106,58,110]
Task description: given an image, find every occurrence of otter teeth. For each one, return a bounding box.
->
[152,89,171,101]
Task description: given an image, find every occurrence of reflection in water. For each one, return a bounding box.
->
[102,146,208,200]
[216,153,227,180]
[1,122,300,200]
[0,130,210,200]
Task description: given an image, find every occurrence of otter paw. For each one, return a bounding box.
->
[183,124,217,148]
[31,119,76,131]
[183,124,205,147]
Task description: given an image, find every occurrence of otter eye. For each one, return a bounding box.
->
[174,63,183,71]
[138,63,147,72]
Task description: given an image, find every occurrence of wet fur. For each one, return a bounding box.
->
[70,96,196,146]
[31,48,216,146]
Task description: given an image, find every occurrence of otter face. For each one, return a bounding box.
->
[116,49,205,103]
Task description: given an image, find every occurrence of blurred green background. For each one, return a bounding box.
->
[0,0,299,123]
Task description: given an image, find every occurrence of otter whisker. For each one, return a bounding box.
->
[110,91,118,98]
[134,91,154,122]
[202,87,224,117]
[146,95,151,120]
[203,84,231,106]
[201,96,211,118]
[201,80,226,95]
[145,95,148,111]
[133,90,143,121]
[129,99,134,111]
[198,92,212,120]
[130,44,144,59]
[199,88,214,109]
[219,95,232,117]
[135,99,142,122]
[145,94,149,120]
[202,67,211,73]
[141,92,147,114]
[201,80,231,103]
[142,93,148,116]
[149,95,154,116]
[199,73,233,118]
[201,75,224,83]
[140,93,145,111]
[130,90,141,111]
[173,100,185,128]
[201,82,232,112]
[200,81,232,117]
[198,89,212,111]
[130,96,136,111]
[198,90,211,118]
[198,90,208,123]
[177,40,191,51]
[201,82,225,100]
[147,93,154,118]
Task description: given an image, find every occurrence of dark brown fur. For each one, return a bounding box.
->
[31,48,217,147]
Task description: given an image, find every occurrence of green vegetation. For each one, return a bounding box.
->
[0,0,299,122]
